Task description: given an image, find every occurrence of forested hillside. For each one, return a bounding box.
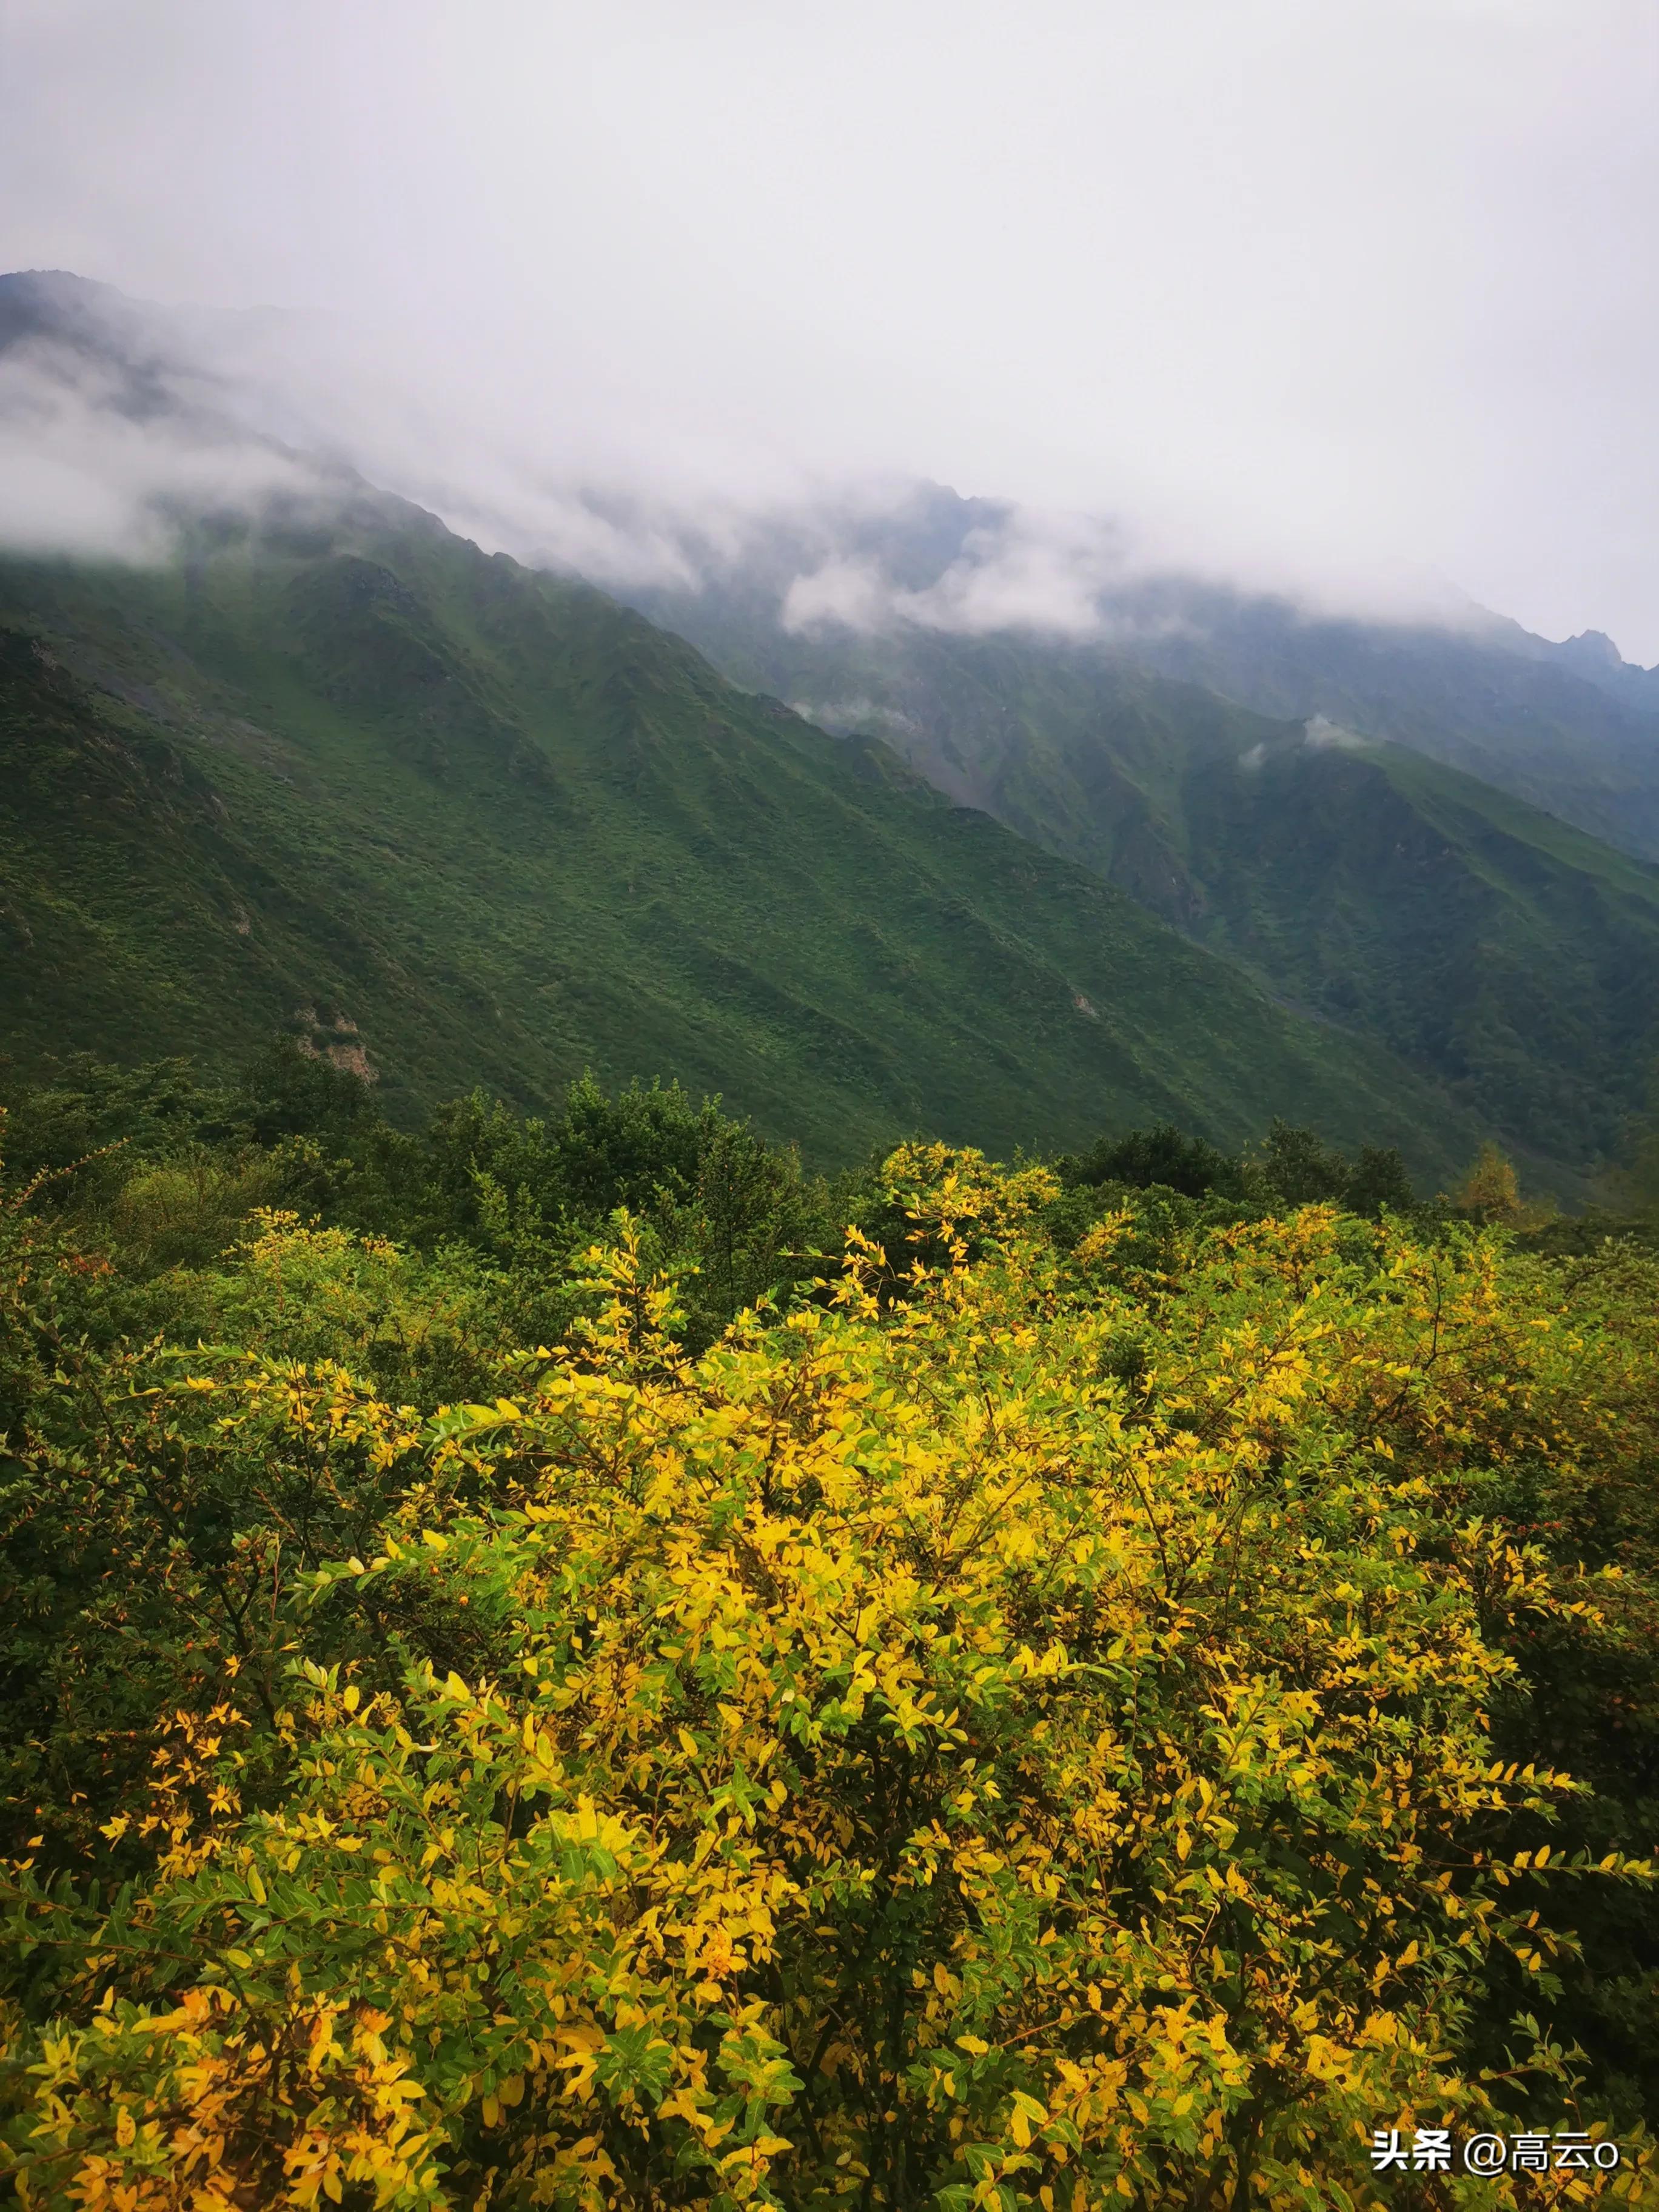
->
[631,480,1659,859]
[632,586,1659,1168]
[0,497,1496,1183]
[5,273,1658,1189]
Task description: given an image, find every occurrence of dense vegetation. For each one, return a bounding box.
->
[635,575,1659,1172]
[4,1050,1659,2206]
[634,479,1659,865]
[10,270,1659,1182]
[0,501,1487,1181]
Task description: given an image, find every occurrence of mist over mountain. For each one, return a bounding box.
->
[626,547,1659,1170]
[6,268,1659,1185]
[6,263,1659,665]
[617,478,1659,864]
[0,427,1499,1184]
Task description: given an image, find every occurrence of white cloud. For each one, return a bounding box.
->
[1303,714,1368,751]
[787,694,920,737]
[778,509,1139,639]
[782,558,894,635]
[2,0,1656,649]
[893,517,1127,638]
[774,500,1474,645]
[0,338,323,559]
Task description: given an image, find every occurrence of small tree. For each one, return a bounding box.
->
[1453,1140,1521,1223]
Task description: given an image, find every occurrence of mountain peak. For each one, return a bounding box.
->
[1562,628,1624,668]
[1549,625,1659,699]
[0,266,173,373]
[0,266,130,322]
[1,266,110,292]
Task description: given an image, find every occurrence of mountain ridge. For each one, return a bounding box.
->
[624,580,1659,1170]
[3,269,1652,1190]
[0,491,1500,1182]
[623,478,1659,859]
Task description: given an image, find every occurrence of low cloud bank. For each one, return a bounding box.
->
[780,511,1140,640]
[771,506,1481,648]
[0,334,326,560]
[0,275,1503,649]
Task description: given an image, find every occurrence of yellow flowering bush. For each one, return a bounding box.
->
[2,1146,1652,2206]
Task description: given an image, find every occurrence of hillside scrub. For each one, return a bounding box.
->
[0,514,1497,1181]
[4,1106,1659,2205]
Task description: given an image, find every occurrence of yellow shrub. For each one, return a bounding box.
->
[4,1150,1652,2207]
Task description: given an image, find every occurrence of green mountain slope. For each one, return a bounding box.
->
[626,600,1659,1170]
[1128,589,1659,864]
[630,480,1659,862]
[0,495,1489,1177]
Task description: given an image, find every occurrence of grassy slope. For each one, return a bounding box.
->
[1131,599,1659,864]
[1179,736,1659,1162]
[0,498,1489,1177]
[631,480,1659,862]
[631,600,1659,1171]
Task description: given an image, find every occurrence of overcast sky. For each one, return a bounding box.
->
[4,0,1658,654]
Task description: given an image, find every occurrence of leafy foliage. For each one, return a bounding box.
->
[4,1081,1659,2205]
